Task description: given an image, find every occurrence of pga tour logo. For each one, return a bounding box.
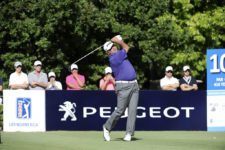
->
[17,98,31,119]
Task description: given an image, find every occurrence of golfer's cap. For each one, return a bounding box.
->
[14,61,22,68]
[71,64,78,71]
[34,60,42,66]
[105,67,112,74]
[48,72,56,78]
[165,66,173,72]
[103,41,113,51]
[183,65,190,71]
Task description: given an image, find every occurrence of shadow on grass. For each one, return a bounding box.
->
[112,137,142,142]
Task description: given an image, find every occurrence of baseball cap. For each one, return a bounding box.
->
[103,41,114,51]
[14,61,22,68]
[34,60,42,66]
[104,67,112,74]
[183,65,190,71]
[48,72,56,78]
[71,64,78,71]
[165,66,173,72]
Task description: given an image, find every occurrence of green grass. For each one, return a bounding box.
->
[1,131,225,150]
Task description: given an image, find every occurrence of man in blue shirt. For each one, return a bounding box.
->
[102,35,139,142]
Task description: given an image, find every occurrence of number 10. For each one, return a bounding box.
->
[210,54,225,73]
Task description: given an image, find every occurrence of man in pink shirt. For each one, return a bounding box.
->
[66,64,85,90]
[99,67,115,90]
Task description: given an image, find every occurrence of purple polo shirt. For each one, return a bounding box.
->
[109,49,136,81]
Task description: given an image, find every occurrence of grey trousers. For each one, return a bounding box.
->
[104,82,139,135]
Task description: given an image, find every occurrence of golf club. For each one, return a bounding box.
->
[72,45,103,64]
[72,35,123,65]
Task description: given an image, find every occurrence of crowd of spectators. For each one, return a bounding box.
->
[0,61,198,92]
[160,65,198,91]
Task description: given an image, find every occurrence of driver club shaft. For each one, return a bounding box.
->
[73,45,103,64]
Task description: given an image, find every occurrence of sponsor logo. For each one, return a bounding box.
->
[59,101,77,121]
[83,106,195,119]
[17,98,31,119]
[58,101,195,120]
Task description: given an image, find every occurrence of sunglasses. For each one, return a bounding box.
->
[108,44,114,51]
[16,65,22,68]
[166,71,173,73]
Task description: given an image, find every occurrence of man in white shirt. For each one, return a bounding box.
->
[160,66,179,91]
[9,61,29,90]
[46,72,62,90]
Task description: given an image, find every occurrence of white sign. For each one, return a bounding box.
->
[207,91,225,131]
[207,49,225,131]
[3,90,46,132]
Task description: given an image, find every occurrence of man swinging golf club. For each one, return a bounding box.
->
[102,35,139,141]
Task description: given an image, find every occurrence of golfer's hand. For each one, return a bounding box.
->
[111,36,121,43]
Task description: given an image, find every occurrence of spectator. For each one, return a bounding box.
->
[9,61,29,90]
[66,64,85,90]
[160,66,179,91]
[28,60,48,90]
[99,67,115,90]
[46,72,62,90]
[0,77,2,92]
[180,65,198,91]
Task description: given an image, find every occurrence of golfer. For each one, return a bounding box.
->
[102,35,139,141]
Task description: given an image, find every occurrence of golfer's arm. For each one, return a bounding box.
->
[117,40,129,53]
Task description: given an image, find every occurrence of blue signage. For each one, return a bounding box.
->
[207,49,225,132]
[46,90,206,131]
[17,98,31,119]
[207,49,225,90]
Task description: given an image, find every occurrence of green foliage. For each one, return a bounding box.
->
[0,0,225,89]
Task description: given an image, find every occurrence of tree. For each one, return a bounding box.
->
[0,0,224,90]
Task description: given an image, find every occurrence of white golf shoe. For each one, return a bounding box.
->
[103,126,110,141]
[123,133,131,141]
